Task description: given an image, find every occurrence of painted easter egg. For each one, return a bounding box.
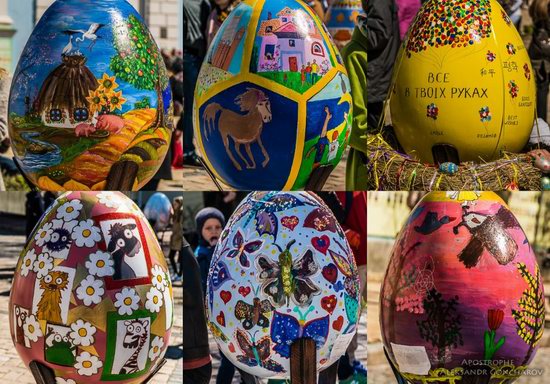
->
[206,191,360,378]
[541,176,550,191]
[194,0,352,190]
[9,191,174,383]
[143,193,172,231]
[390,0,535,164]
[325,0,365,48]
[439,162,458,175]
[380,192,545,383]
[9,0,173,191]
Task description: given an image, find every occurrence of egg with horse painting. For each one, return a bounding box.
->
[390,0,535,164]
[206,191,360,378]
[194,0,352,190]
[9,191,174,383]
[380,192,544,383]
[326,0,365,48]
[9,0,173,191]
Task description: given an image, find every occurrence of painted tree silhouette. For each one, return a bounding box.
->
[110,14,168,127]
[511,262,545,366]
[417,288,463,367]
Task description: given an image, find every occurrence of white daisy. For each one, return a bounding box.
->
[69,319,96,347]
[97,192,122,209]
[114,287,140,315]
[23,315,42,342]
[20,248,37,277]
[34,222,53,247]
[145,287,163,313]
[76,276,104,306]
[44,219,78,260]
[148,336,164,360]
[56,378,76,384]
[85,251,114,277]
[56,200,83,221]
[74,351,102,376]
[151,265,168,291]
[72,220,101,248]
[33,252,53,278]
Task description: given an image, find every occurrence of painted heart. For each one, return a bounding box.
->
[333,316,344,331]
[321,295,337,314]
[322,264,338,284]
[220,290,232,304]
[281,216,299,230]
[228,342,236,353]
[217,312,225,327]
[238,286,251,297]
[312,235,330,255]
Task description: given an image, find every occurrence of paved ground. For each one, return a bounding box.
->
[0,230,183,383]
[366,272,550,384]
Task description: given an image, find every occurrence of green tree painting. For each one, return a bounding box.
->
[110,15,168,127]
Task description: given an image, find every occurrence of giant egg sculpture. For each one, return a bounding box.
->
[325,0,365,48]
[206,191,360,377]
[9,191,174,383]
[390,0,535,164]
[9,0,173,191]
[380,192,545,383]
[194,0,352,190]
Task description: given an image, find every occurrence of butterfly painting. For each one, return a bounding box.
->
[256,241,321,307]
[208,260,233,310]
[209,321,229,342]
[235,298,274,330]
[235,329,285,373]
[224,229,263,268]
[270,311,330,358]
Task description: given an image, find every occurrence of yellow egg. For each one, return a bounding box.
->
[390,0,535,164]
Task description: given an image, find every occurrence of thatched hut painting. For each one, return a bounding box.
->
[36,54,97,128]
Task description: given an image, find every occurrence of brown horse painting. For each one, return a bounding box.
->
[203,88,272,171]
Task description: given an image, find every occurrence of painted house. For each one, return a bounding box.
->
[257,7,330,73]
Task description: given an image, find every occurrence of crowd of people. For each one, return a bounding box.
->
[183,192,367,384]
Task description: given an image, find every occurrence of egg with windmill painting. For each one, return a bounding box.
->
[380,192,545,383]
[9,0,173,191]
[206,191,360,378]
[9,191,174,383]
[390,0,535,164]
[194,0,352,190]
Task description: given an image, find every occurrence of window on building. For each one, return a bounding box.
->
[282,17,288,22]
[74,108,89,122]
[264,44,275,59]
[50,109,62,122]
[160,27,168,39]
[266,26,273,33]
[311,42,324,56]
[289,39,295,47]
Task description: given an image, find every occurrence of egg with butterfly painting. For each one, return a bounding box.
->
[380,192,544,383]
[206,191,360,378]
[9,191,174,383]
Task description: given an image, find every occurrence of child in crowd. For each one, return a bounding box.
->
[194,207,225,294]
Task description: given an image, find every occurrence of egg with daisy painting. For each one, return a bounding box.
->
[8,191,173,383]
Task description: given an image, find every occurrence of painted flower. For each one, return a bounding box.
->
[506,42,516,55]
[70,319,97,346]
[20,248,37,277]
[56,200,83,221]
[76,276,105,306]
[145,287,163,313]
[114,287,140,315]
[109,90,127,112]
[486,50,496,62]
[85,251,115,277]
[524,63,531,80]
[479,106,492,123]
[56,379,76,384]
[508,80,519,98]
[97,192,122,209]
[151,265,168,291]
[34,222,53,246]
[97,73,118,93]
[44,219,78,260]
[72,219,101,248]
[426,103,439,120]
[488,309,504,331]
[23,315,42,342]
[74,351,102,376]
[86,89,104,114]
[33,252,54,278]
[148,336,164,361]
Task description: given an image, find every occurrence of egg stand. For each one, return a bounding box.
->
[27,358,167,384]
[197,155,333,191]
